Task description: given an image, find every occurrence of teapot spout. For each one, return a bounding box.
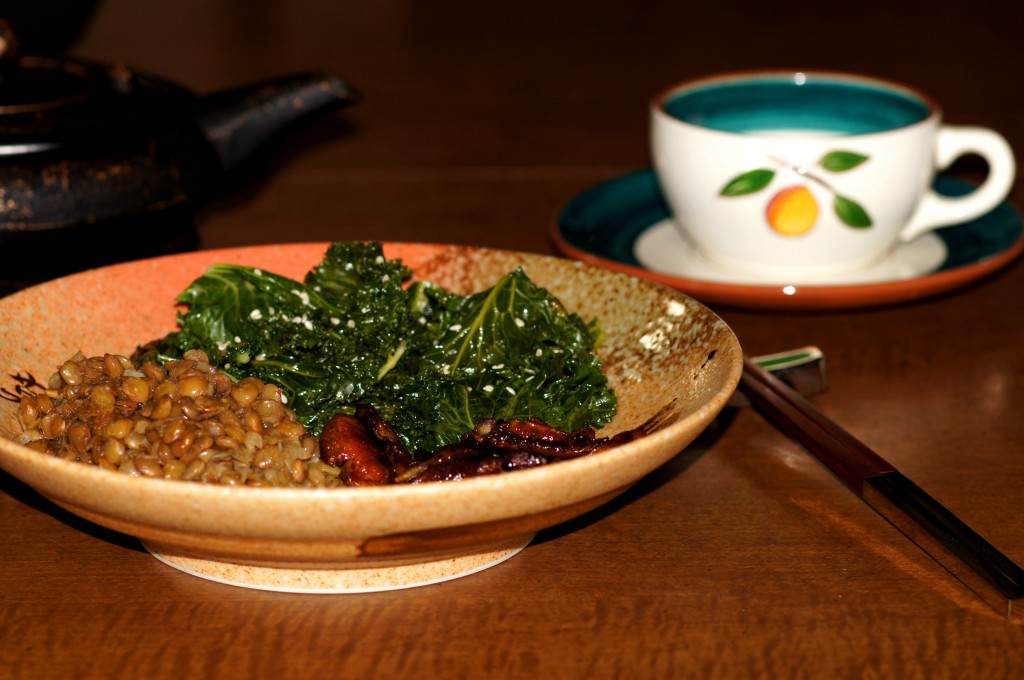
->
[194,72,360,173]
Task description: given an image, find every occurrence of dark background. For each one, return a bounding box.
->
[52,0,1024,255]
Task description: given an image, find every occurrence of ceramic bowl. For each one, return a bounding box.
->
[0,243,742,592]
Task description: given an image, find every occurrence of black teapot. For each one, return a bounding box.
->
[0,22,360,289]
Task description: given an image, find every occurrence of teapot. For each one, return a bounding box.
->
[0,22,360,288]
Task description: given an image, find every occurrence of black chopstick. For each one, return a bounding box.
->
[739,355,1024,623]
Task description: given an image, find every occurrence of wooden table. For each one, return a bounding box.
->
[3,1,1024,677]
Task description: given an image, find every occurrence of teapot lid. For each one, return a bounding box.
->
[0,21,185,151]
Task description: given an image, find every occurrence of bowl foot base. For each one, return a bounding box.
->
[142,535,534,593]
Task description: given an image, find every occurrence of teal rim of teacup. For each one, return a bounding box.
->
[656,71,936,135]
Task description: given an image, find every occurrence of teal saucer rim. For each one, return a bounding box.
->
[554,169,1023,310]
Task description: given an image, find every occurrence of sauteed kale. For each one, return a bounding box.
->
[138,242,617,454]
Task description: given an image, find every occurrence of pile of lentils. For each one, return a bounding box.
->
[16,349,344,487]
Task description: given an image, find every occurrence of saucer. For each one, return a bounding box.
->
[553,170,1024,310]
[635,221,947,287]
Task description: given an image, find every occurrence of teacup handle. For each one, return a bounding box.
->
[899,126,1016,242]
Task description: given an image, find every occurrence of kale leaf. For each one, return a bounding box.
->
[140,242,617,454]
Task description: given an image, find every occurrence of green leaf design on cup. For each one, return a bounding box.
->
[720,168,775,196]
[719,156,874,233]
[820,151,869,173]
[834,195,873,228]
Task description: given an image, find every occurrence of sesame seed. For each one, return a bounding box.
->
[249,309,262,320]
[483,385,494,392]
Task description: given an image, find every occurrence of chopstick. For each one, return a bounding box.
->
[739,355,1024,623]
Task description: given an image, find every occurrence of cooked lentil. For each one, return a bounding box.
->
[16,349,343,488]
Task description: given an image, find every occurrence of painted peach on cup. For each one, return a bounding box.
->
[719,151,873,238]
[766,185,819,237]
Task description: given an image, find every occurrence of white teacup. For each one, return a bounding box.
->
[650,71,1016,279]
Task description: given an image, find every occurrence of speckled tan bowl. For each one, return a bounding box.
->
[0,243,742,592]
